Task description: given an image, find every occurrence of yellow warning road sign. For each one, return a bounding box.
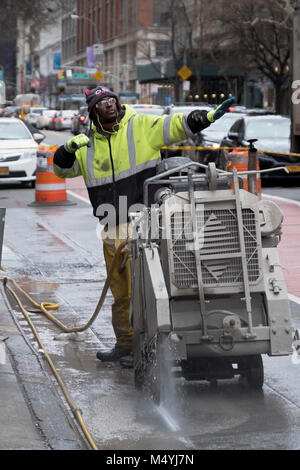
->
[93,70,103,81]
[177,65,192,80]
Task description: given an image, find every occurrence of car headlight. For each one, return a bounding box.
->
[22,151,37,159]
[204,142,220,149]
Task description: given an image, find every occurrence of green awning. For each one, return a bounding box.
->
[137,62,162,81]
[137,59,244,82]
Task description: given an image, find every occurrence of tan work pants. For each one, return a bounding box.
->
[101,223,133,350]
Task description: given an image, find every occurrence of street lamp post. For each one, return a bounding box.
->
[70,14,103,66]
[70,14,99,44]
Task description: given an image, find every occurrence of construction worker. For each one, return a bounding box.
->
[53,86,234,365]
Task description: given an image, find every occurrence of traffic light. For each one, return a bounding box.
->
[57,70,65,80]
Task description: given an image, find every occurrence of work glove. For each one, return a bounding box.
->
[187,109,211,134]
[65,134,90,152]
[206,97,235,123]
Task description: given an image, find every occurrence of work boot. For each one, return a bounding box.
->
[119,352,133,369]
[96,346,132,362]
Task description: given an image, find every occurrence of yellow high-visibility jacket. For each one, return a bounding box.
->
[53,104,199,223]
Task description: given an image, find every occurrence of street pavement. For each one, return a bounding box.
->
[0,280,87,450]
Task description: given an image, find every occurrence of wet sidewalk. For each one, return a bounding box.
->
[0,281,86,450]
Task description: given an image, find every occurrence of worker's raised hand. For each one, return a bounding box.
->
[206,97,235,123]
[66,134,90,152]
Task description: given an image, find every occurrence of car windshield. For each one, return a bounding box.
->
[245,118,290,139]
[62,111,76,117]
[205,114,244,133]
[43,110,57,116]
[32,109,45,115]
[0,121,32,140]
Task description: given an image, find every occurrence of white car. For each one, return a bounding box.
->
[25,107,49,126]
[0,118,44,187]
[36,109,58,129]
[55,110,77,131]
[131,104,164,115]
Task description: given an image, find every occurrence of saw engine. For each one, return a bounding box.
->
[129,158,294,404]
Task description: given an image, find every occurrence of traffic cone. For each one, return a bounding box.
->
[28,145,76,207]
[227,148,261,199]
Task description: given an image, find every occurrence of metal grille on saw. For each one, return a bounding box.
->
[170,208,260,288]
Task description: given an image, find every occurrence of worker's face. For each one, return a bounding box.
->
[95,97,118,121]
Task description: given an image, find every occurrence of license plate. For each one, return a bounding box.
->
[286,165,300,173]
[0,167,9,175]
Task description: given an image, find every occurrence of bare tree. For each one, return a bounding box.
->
[0,0,66,38]
[138,0,214,102]
[213,0,293,113]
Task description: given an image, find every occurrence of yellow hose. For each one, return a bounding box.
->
[1,240,127,332]
[0,239,128,450]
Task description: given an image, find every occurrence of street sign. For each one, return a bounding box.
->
[182,80,190,91]
[93,70,103,81]
[73,73,89,79]
[93,43,104,55]
[177,65,192,81]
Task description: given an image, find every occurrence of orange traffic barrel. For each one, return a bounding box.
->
[227,148,261,198]
[28,145,76,206]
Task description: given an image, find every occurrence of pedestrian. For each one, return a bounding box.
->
[53,86,234,364]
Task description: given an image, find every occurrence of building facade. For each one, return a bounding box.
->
[69,0,172,103]
[12,0,283,110]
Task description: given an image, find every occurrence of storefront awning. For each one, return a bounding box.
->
[137,59,244,83]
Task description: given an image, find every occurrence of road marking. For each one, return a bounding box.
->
[289,293,300,305]
[0,342,6,364]
[262,192,300,209]
[67,190,91,205]
[262,192,300,301]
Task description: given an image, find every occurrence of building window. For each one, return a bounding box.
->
[156,41,171,58]
[122,0,128,33]
[153,1,170,27]
[120,45,127,65]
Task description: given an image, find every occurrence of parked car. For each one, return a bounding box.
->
[3,106,21,118]
[163,103,212,115]
[36,109,58,130]
[48,111,59,130]
[0,105,10,117]
[220,115,294,177]
[161,104,212,160]
[25,107,49,126]
[55,110,77,131]
[131,104,165,115]
[0,117,45,187]
[71,106,89,135]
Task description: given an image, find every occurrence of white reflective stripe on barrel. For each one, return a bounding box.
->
[36,183,66,191]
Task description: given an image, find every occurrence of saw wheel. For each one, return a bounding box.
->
[134,333,170,405]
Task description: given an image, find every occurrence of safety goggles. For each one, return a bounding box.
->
[96,97,116,107]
